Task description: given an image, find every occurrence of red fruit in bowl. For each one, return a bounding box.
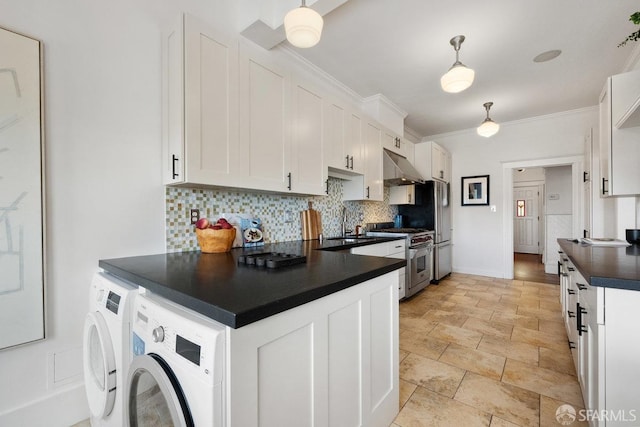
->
[211,224,223,230]
[217,218,228,224]
[221,222,233,229]
[195,218,210,230]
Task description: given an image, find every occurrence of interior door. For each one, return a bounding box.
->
[513,185,540,254]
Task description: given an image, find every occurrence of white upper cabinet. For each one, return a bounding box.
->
[599,72,640,197]
[611,69,640,129]
[291,77,328,195]
[238,41,291,193]
[343,118,383,201]
[163,14,239,186]
[414,141,451,183]
[364,121,384,201]
[389,185,415,205]
[382,128,412,159]
[324,98,363,175]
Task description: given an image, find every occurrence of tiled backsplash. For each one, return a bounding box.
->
[166,178,398,251]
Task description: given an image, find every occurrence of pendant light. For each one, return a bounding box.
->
[284,0,324,48]
[477,102,500,137]
[440,35,475,93]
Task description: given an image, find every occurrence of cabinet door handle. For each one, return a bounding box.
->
[325,179,329,195]
[577,283,587,291]
[346,155,350,169]
[602,177,609,195]
[568,341,576,349]
[567,310,575,318]
[583,229,589,238]
[408,193,412,203]
[349,156,354,170]
[577,303,586,336]
[287,172,292,190]
[171,154,179,179]
[568,267,575,271]
[561,272,568,277]
[440,170,444,179]
[583,171,589,182]
[567,289,575,295]
[366,186,370,199]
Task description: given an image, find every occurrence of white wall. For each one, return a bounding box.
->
[513,167,545,183]
[0,1,245,425]
[427,107,597,278]
[544,166,572,215]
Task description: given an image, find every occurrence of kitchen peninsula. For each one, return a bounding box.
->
[100,238,405,427]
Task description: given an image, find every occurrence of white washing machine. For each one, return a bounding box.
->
[124,291,225,427]
[83,272,137,426]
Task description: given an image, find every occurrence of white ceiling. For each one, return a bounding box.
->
[283,0,639,138]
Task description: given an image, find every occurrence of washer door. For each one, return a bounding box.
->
[83,311,117,419]
[125,353,194,427]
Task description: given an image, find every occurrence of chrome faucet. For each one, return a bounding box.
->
[341,205,347,237]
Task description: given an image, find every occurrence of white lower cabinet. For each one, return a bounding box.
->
[227,272,399,427]
[351,241,406,300]
[564,264,640,426]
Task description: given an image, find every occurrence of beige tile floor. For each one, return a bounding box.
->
[393,273,587,427]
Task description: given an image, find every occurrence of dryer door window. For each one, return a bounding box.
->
[83,312,117,418]
[125,353,194,427]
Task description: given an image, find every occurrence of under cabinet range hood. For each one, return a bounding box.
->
[383,149,425,185]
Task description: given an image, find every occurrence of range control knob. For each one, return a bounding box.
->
[152,326,165,343]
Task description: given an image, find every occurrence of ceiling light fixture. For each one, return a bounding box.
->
[284,0,324,48]
[477,102,500,137]
[440,35,475,93]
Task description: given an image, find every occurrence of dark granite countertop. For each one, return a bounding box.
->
[99,238,405,328]
[557,239,640,291]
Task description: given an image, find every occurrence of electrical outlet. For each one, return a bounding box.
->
[285,210,293,223]
[190,209,200,224]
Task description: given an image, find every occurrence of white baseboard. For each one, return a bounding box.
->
[452,266,505,280]
[0,382,88,427]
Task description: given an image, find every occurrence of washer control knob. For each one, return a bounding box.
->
[152,326,165,343]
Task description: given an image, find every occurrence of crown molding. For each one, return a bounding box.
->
[420,105,599,142]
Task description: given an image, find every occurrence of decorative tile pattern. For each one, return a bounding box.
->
[165,178,398,251]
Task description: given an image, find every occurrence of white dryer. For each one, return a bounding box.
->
[124,291,225,427]
[83,272,137,426]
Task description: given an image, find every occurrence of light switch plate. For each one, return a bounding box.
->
[490,205,497,212]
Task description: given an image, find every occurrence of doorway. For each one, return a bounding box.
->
[513,181,544,254]
[502,156,583,280]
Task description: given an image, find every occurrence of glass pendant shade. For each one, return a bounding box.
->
[440,64,475,93]
[477,119,500,137]
[477,102,499,137]
[284,5,323,48]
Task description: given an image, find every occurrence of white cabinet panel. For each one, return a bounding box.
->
[600,74,640,196]
[414,141,451,183]
[228,272,399,427]
[163,14,239,186]
[258,325,313,427]
[328,302,362,426]
[389,185,415,205]
[365,121,384,201]
[291,79,326,195]
[239,41,290,192]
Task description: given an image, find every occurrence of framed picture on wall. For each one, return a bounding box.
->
[461,175,490,206]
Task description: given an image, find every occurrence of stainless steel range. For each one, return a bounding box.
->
[366,222,434,299]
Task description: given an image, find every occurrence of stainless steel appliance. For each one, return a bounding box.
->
[366,223,434,299]
[396,181,452,282]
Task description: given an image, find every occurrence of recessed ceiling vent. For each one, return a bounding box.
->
[533,50,562,63]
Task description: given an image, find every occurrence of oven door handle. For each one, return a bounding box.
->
[409,244,432,259]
